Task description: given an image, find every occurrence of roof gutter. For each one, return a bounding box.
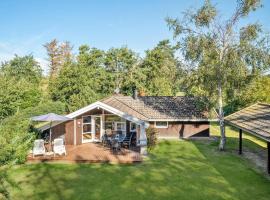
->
[148,118,218,122]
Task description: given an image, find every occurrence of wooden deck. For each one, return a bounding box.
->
[27,143,142,164]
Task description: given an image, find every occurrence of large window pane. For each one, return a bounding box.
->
[116,122,125,131]
[105,122,113,130]
[130,122,136,132]
[83,124,91,133]
[83,116,91,124]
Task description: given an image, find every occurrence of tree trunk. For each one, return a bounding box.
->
[218,80,226,150]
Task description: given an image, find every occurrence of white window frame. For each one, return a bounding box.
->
[130,122,137,132]
[115,121,126,131]
[82,115,92,134]
[154,121,168,128]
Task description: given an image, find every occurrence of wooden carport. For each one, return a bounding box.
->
[225,103,270,174]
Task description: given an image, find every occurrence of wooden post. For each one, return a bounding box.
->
[267,142,270,174]
[239,129,242,155]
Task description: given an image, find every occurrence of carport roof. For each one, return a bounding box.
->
[225,103,270,142]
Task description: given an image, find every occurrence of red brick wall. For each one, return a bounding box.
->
[149,121,210,138]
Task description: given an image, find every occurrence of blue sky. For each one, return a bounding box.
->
[0,0,269,73]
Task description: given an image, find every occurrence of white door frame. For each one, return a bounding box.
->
[92,115,102,142]
[82,115,92,143]
[82,115,102,143]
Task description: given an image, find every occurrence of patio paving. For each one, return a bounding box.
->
[27,143,142,164]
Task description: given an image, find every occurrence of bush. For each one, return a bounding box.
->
[0,101,66,199]
[0,101,66,164]
[146,127,158,151]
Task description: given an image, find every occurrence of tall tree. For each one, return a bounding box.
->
[59,41,73,64]
[44,39,61,78]
[140,40,181,96]
[104,47,139,94]
[0,55,42,120]
[166,0,270,150]
[0,55,42,84]
[44,39,73,78]
[50,45,111,112]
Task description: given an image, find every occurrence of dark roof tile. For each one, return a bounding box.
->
[225,103,270,140]
[102,95,209,120]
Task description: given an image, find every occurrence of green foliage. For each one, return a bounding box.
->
[49,42,183,110]
[194,0,216,27]
[0,77,42,120]
[50,46,113,112]
[0,55,42,84]
[240,23,262,42]
[0,101,65,199]
[104,47,141,94]
[239,0,262,16]
[0,55,43,120]
[167,0,270,113]
[146,127,158,150]
[140,40,182,95]
[224,76,270,114]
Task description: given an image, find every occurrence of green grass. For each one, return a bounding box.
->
[7,138,270,200]
[211,122,267,150]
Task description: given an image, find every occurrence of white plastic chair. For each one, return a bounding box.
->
[53,138,67,156]
[32,139,46,157]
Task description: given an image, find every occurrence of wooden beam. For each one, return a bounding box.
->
[267,142,270,174]
[239,129,242,155]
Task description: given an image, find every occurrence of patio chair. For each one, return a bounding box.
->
[101,133,111,147]
[32,139,46,157]
[111,139,121,153]
[122,132,134,149]
[53,138,67,157]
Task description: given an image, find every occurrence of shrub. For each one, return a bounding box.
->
[0,101,66,199]
[0,101,66,164]
[146,127,158,151]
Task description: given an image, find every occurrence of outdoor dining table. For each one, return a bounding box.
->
[107,134,125,151]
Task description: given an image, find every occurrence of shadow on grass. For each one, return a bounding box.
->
[191,138,270,199]
[7,140,270,200]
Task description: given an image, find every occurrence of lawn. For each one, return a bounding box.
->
[7,131,270,200]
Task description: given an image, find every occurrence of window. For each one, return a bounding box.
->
[82,116,91,133]
[116,122,126,131]
[154,121,168,128]
[130,122,137,132]
[104,115,126,132]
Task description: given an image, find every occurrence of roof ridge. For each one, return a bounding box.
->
[100,94,125,102]
[113,96,150,119]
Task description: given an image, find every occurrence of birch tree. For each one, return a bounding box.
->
[166,0,270,150]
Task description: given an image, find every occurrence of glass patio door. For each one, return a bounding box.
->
[93,116,101,141]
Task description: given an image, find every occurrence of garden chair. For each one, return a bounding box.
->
[111,139,121,153]
[32,139,46,157]
[122,132,134,149]
[53,138,67,156]
[102,133,111,147]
